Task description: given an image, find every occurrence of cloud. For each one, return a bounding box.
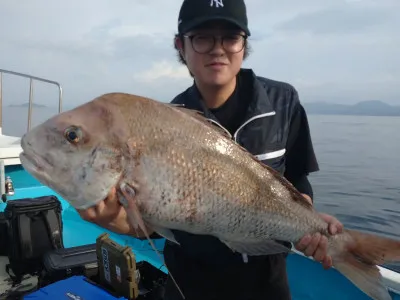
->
[0,0,398,112]
[274,1,400,35]
[134,60,190,83]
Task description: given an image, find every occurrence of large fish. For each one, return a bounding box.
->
[19,93,400,300]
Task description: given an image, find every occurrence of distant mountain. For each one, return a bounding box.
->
[7,102,48,108]
[303,100,400,116]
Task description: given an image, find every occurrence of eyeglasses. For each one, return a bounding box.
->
[183,33,247,54]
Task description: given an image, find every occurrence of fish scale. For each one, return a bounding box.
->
[19,92,400,300]
[126,104,331,243]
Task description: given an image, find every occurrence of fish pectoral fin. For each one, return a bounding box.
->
[221,239,292,256]
[151,225,180,245]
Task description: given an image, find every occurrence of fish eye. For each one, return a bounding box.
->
[64,126,82,144]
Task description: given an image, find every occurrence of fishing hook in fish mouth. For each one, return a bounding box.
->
[118,182,135,207]
[118,182,140,231]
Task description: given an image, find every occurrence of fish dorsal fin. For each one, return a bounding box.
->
[167,104,232,139]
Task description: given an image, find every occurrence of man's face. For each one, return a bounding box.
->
[180,21,246,87]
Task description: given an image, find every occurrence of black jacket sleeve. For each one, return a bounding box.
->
[284,93,319,200]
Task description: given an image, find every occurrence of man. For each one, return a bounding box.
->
[78,0,343,299]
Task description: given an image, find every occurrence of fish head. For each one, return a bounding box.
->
[19,97,128,209]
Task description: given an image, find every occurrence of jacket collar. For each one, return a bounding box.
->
[183,68,275,122]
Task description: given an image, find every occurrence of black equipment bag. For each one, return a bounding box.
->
[0,211,8,256]
[38,243,99,287]
[3,195,64,284]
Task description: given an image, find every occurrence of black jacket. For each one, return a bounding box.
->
[166,68,319,265]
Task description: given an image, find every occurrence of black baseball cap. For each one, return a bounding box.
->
[177,0,251,36]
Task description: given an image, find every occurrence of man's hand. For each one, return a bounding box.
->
[77,187,153,238]
[295,194,344,269]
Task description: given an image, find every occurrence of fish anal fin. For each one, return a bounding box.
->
[222,239,292,256]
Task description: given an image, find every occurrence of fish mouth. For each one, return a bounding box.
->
[19,151,49,174]
[19,136,53,176]
[20,136,51,171]
[19,151,55,190]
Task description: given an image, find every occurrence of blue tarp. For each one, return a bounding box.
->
[23,275,126,300]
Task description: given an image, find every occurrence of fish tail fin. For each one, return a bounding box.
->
[331,229,400,300]
[119,183,186,299]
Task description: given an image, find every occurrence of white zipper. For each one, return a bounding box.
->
[255,148,286,160]
[172,103,276,143]
[233,112,276,142]
[201,112,277,143]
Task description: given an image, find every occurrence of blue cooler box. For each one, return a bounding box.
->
[24,275,127,299]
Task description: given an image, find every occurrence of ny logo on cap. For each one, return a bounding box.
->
[210,0,224,8]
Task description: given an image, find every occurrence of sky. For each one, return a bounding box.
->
[0,0,399,109]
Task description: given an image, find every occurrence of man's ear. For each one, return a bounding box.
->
[174,36,185,57]
[174,35,183,49]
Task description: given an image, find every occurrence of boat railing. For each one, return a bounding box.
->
[0,68,63,134]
